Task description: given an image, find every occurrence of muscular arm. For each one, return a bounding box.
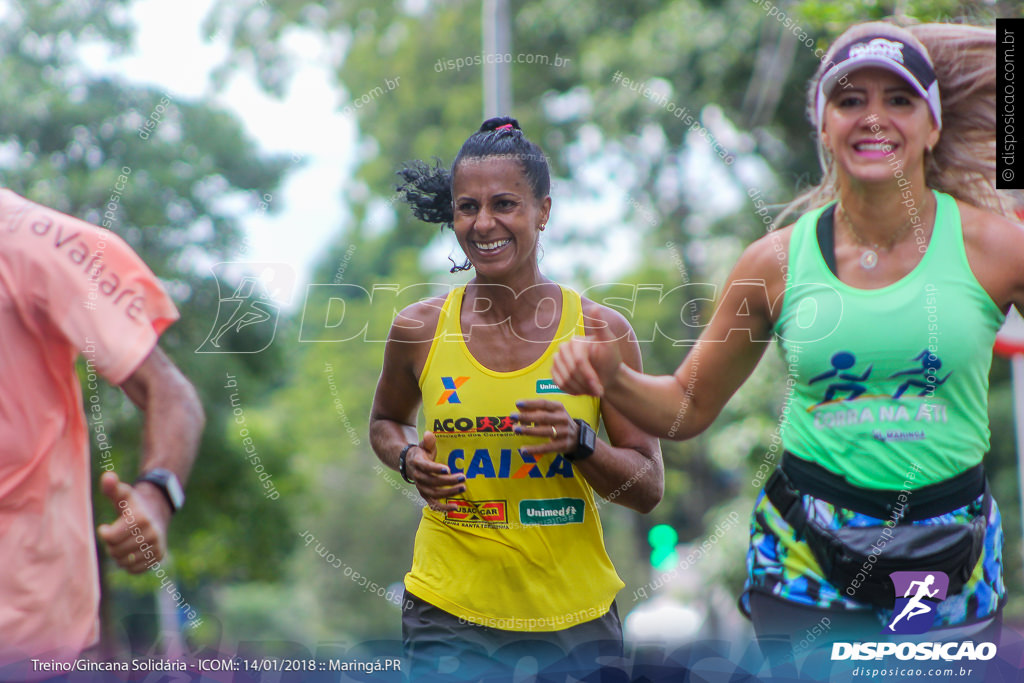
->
[368,309,429,471]
[98,346,204,573]
[119,346,205,486]
[369,297,465,510]
[553,233,788,440]
[960,203,1024,315]
[575,308,663,512]
[516,307,663,512]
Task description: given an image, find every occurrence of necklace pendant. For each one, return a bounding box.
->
[860,249,879,269]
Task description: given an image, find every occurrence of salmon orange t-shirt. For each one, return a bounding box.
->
[0,189,179,662]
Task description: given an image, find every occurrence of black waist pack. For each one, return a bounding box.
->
[766,466,989,609]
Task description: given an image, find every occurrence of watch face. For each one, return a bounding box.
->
[144,469,185,511]
[575,420,595,458]
[582,423,596,451]
[165,474,185,509]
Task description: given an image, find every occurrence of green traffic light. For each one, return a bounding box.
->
[650,546,679,572]
[648,524,678,548]
[648,524,679,572]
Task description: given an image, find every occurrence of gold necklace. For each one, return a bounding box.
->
[836,202,918,270]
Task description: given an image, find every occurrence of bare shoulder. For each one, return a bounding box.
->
[959,201,1024,252]
[741,224,795,282]
[958,200,1024,310]
[389,293,450,344]
[724,224,796,317]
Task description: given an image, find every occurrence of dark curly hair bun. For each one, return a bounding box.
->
[479,116,521,133]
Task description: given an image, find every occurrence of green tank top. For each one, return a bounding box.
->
[775,191,1004,489]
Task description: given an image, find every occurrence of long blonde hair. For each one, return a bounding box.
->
[778,20,1012,225]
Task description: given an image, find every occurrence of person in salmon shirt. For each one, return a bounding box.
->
[0,188,204,666]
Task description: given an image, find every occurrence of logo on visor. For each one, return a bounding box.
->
[849,38,905,64]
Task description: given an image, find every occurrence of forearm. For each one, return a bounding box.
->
[574,442,663,513]
[138,372,203,483]
[369,416,419,471]
[120,366,203,527]
[604,365,709,441]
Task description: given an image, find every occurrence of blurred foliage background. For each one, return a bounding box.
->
[4,0,1022,658]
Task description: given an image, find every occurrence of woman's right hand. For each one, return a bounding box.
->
[551,319,623,397]
[407,431,466,512]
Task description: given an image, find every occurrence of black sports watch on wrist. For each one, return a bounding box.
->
[565,419,597,462]
[398,444,417,484]
[135,468,185,514]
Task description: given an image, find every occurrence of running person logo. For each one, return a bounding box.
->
[197,262,296,354]
[810,350,873,404]
[890,350,952,398]
[809,348,951,404]
[887,571,949,634]
[436,376,470,405]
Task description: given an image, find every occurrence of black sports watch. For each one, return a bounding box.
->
[565,419,596,462]
[398,444,417,484]
[135,468,185,514]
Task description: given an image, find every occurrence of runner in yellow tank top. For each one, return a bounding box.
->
[370,117,662,680]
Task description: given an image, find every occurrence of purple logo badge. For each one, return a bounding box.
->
[887,571,949,634]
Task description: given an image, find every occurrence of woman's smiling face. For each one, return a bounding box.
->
[451,156,551,280]
[822,66,940,186]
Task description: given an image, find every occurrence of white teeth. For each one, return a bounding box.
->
[856,142,894,152]
[475,238,511,251]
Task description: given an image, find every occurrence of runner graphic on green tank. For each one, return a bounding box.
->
[890,350,952,399]
[809,351,873,404]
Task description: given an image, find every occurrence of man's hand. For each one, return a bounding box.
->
[96,470,169,573]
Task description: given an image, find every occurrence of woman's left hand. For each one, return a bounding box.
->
[511,399,579,456]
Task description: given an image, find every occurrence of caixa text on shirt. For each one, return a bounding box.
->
[447,448,575,479]
[25,214,148,320]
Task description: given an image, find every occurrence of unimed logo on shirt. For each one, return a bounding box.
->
[520,498,585,526]
[536,379,566,394]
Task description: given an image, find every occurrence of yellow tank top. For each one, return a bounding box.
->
[406,284,624,631]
